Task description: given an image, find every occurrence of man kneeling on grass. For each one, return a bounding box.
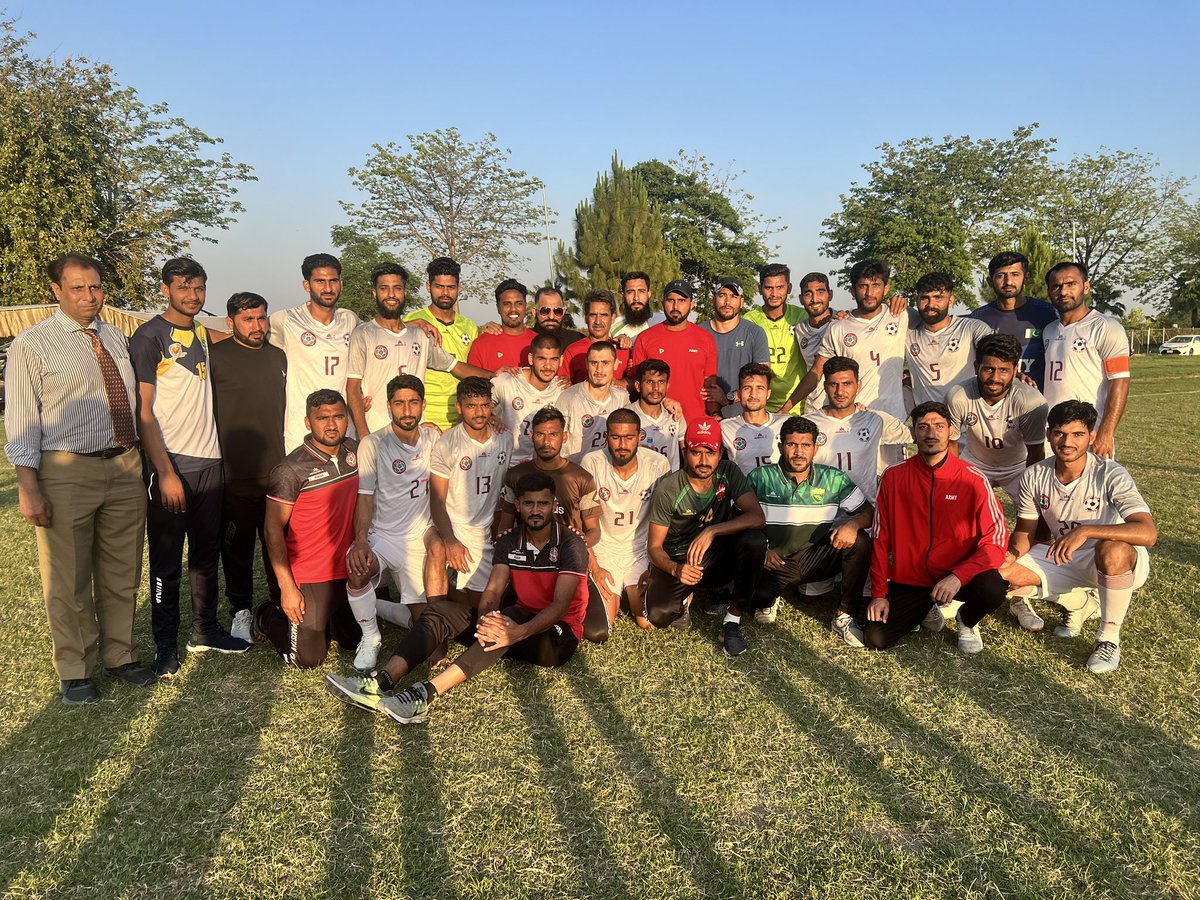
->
[325,472,589,724]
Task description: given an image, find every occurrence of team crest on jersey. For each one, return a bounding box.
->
[549,546,559,563]
[801,337,810,349]
[947,338,961,352]
[301,331,317,347]
[1083,496,1101,512]
[715,482,727,500]
[582,415,595,428]
[168,342,185,359]
[844,334,858,347]
[1038,493,1050,510]
[886,322,898,336]
[639,428,647,441]
[392,459,407,474]
[344,451,357,467]
[812,487,826,501]
[374,345,388,360]
[598,487,611,501]
[734,437,747,450]
[512,397,525,410]
[459,456,473,471]
[964,412,979,427]
[816,432,828,445]
[909,342,920,356]
[1072,337,1088,352]
[857,428,872,442]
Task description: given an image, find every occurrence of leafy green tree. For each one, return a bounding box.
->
[822,125,1057,305]
[0,21,254,308]
[1160,199,1200,327]
[553,154,678,312]
[329,224,421,322]
[632,152,778,315]
[344,128,547,290]
[980,224,1072,302]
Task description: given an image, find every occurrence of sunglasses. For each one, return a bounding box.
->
[537,307,565,317]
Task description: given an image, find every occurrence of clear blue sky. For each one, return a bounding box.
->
[13,0,1200,319]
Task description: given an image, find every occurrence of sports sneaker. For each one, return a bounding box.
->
[921,603,946,633]
[831,612,865,648]
[152,651,180,679]
[1008,596,1045,633]
[722,621,748,658]
[104,661,157,688]
[325,673,390,714]
[1086,641,1121,674]
[60,678,100,705]
[230,609,253,643]
[352,635,382,673]
[1052,590,1101,639]
[668,605,692,632]
[957,622,984,654]
[754,599,781,625]
[251,602,272,643]
[698,593,728,616]
[379,682,432,725]
[187,630,251,654]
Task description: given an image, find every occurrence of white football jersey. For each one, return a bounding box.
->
[557,383,631,461]
[490,370,564,464]
[804,407,909,502]
[347,321,457,434]
[626,402,685,470]
[270,305,361,451]
[818,309,909,420]
[947,379,1048,482]
[429,424,509,532]
[1043,309,1130,427]
[907,317,994,406]
[720,413,788,474]
[357,426,435,537]
[793,317,834,411]
[1018,453,1149,548]
[580,448,669,559]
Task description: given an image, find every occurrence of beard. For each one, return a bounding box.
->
[376,301,405,320]
[622,301,653,326]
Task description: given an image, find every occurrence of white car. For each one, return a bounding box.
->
[1159,334,1200,355]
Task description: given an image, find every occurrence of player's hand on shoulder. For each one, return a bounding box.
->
[481,321,503,335]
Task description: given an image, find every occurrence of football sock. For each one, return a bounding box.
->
[347,585,382,641]
[723,613,741,625]
[1096,570,1134,644]
[375,598,412,628]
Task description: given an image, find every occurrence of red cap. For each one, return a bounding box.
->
[685,417,721,451]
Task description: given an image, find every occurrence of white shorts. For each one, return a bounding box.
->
[460,533,494,593]
[364,528,431,605]
[1015,542,1149,599]
[595,543,650,591]
[986,468,1025,503]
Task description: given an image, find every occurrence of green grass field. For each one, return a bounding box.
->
[1,357,1197,900]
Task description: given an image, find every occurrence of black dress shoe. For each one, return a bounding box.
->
[104,661,157,687]
[60,678,100,705]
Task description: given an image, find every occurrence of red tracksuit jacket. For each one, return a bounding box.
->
[870,453,1008,598]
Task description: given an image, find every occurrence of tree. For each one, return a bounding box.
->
[632,152,779,315]
[343,128,547,291]
[821,125,1057,305]
[1160,199,1200,327]
[553,154,678,311]
[0,21,254,308]
[979,224,1071,302]
[329,224,421,322]
[1036,148,1190,310]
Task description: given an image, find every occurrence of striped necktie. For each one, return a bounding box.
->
[82,328,137,448]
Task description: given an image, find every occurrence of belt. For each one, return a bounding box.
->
[73,444,138,459]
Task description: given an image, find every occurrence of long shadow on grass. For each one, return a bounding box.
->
[0,686,157,892]
[768,642,1171,898]
[503,667,634,898]
[563,657,745,898]
[318,698,378,896]
[392,709,457,900]
[36,655,281,895]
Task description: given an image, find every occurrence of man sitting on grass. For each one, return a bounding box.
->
[324,472,589,724]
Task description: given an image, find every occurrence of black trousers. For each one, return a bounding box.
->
[644,530,767,628]
[582,574,611,645]
[862,569,1008,651]
[389,598,577,679]
[755,530,872,616]
[221,477,280,613]
[258,580,362,668]
[146,460,223,653]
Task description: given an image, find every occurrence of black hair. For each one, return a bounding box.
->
[162,257,207,285]
[586,340,618,358]
[302,253,341,279]
[371,262,410,286]
[1048,400,1098,431]
[910,400,952,425]
[988,251,1029,277]
[47,253,104,284]
[387,374,425,402]
[799,272,830,292]
[584,288,616,313]
[1045,261,1089,285]
[455,375,492,402]
[529,332,561,355]
[636,358,670,379]
[974,334,1022,366]
[822,355,860,379]
[848,259,890,286]
[226,292,267,316]
[780,416,818,441]
[306,388,345,414]
[530,406,566,429]
[515,471,556,499]
[494,278,528,303]
[427,256,461,282]
[914,272,955,296]
[606,407,640,429]
[738,362,774,386]
[759,263,791,285]
[621,271,651,292]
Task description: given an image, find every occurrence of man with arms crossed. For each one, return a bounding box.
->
[405,257,480,430]
[557,341,630,462]
[627,359,685,470]
[325,472,590,725]
[906,272,994,406]
[745,263,806,413]
[490,332,565,464]
[720,363,788,474]
[270,253,360,452]
[1001,401,1156,674]
[343,376,448,671]
[644,418,767,657]
[6,254,153,703]
[971,252,1057,390]
[581,409,670,629]
[947,333,1048,632]
[631,280,719,424]
[858,401,1009,652]
[468,279,535,373]
[747,417,874,635]
[1042,262,1130,459]
[258,390,363,668]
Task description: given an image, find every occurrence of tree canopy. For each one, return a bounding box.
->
[329,224,421,322]
[0,21,254,308]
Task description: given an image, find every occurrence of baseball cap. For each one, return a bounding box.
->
[662,279,694,300]
[685,417,721,451]
[714,277,744,297]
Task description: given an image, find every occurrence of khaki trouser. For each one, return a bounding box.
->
[35,449,145,679]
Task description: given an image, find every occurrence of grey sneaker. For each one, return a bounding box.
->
[325,673,390,714]
[230,609,253,643]
[754,599,781,625]
[957,622,984,654]
[921,603,946,634]
[379,683,432,725]
[831,612,865,648]
[1086,640,1121,674]
[1008,596,1045,633]
[1052,590,1101,638]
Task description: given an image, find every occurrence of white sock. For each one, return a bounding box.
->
[1056,586,1091,611]
[346,586,381,641]
[723,613,741,625]
[376,598,413,628]
[1096,570,1134,644]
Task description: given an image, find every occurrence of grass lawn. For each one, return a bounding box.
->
[1,356,1197,899]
